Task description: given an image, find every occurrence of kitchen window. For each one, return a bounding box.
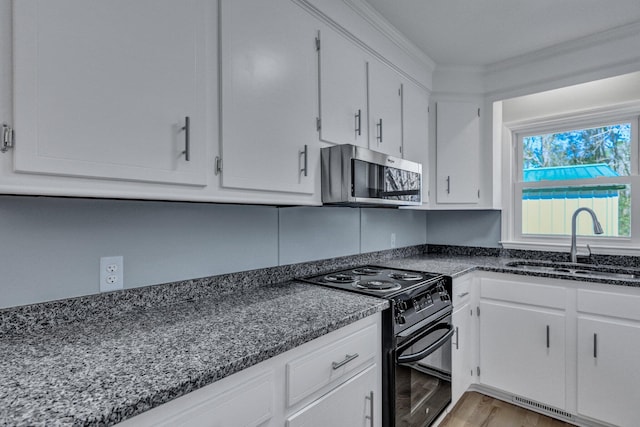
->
[504,105,640,253]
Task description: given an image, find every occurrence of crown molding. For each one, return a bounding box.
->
[434,64,486,74]
[341,0,436,72]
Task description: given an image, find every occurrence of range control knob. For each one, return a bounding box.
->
[395,314,406,325]
[396,301,408,312]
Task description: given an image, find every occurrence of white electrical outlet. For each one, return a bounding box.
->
[100,256,124,292]
[391,233,397,248]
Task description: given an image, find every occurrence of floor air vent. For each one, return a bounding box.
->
[512,396,574,420]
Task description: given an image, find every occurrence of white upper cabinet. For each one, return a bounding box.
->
[13,0,207,186]
[219,0,319,195]
[401,79,430,203]
[435,101,480,204]
[4,0,432,205]
[368,60,403,157]
[317,29,368,148]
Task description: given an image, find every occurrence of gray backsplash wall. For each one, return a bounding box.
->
[426,210,501,248]
[0,196,428,308]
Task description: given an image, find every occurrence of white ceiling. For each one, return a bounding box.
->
[363,0,640,66]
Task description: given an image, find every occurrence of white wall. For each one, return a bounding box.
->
[502,71,640,123]
[426,210,501,248]
[0,196,428,309]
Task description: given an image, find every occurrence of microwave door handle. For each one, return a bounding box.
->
[397,324,455,364]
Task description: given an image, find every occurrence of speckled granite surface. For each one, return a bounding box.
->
[3,242,640,426]
[0,245,422,335]
[379,247,640,287]
[0,281,387,426]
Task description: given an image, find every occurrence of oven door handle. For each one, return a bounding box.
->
[397,324,455,364]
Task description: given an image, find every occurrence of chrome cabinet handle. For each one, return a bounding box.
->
[355,109,362,136]
[546,325,550,348]
[300,145,308,177]
[332,353,359,370]
[376,119,383,142]
[365,391,374,427]
[181,116,190,161]
[1,124,13,153]
[594,333,598,358]
[455,326,459,350]
[446,176,451,194]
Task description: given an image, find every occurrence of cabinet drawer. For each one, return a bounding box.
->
[577,289,640,321]
[286,323,377,407]
[118,370,274,427]
[452,276,472,307]
[286,365,377,427]
[480,277,565,309]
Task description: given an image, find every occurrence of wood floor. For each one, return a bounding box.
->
[439,392,575,427]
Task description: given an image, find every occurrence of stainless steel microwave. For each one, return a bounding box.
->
[321,144,422,206]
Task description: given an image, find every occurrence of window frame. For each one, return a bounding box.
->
[502,102,640,254]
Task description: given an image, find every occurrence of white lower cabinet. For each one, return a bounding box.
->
[474,273,640,427]
[117,314,380,426]
[576,290,640,427]
[286,366,376,427]
[451,276,473,405]
[478,276,567,410]
[118,370,276,427]
[479,300,566,410]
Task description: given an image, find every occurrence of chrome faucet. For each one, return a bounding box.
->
[570,207,604,263]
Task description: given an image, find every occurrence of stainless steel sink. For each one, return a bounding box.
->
[504,260,640,280]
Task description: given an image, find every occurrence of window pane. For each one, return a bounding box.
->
[522,184,631,237]
[523,124,631,181]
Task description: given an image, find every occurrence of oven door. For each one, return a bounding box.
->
[394,313,453,427]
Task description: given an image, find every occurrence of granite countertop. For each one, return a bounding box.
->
[0,280,387,426]
[2,245,638,426]
[379,252,640,287]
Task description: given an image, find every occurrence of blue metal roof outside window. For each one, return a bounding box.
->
[523,163,618,182]
[523,164,625,200]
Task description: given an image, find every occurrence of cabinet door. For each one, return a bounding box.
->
[577,317,640,427]
[435,101,480,204]
[479,301,566,409]
[318,29,368,147]
[220,0,318,194]
[13,0,207,186]
[451,302,472,405]
[286,365,378,427]
[401,80,429,203]
[118,371,275,427]
[368,60,402,157]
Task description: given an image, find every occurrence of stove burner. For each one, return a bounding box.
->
[352,267,383,275]
[355,279,402,292]
[324,273,358,283]
[389,272,424,281]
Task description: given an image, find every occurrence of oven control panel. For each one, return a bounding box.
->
[393,278,451,329]
[412,292,434,312]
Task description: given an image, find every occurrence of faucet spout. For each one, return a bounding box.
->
[570,207,604,263]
